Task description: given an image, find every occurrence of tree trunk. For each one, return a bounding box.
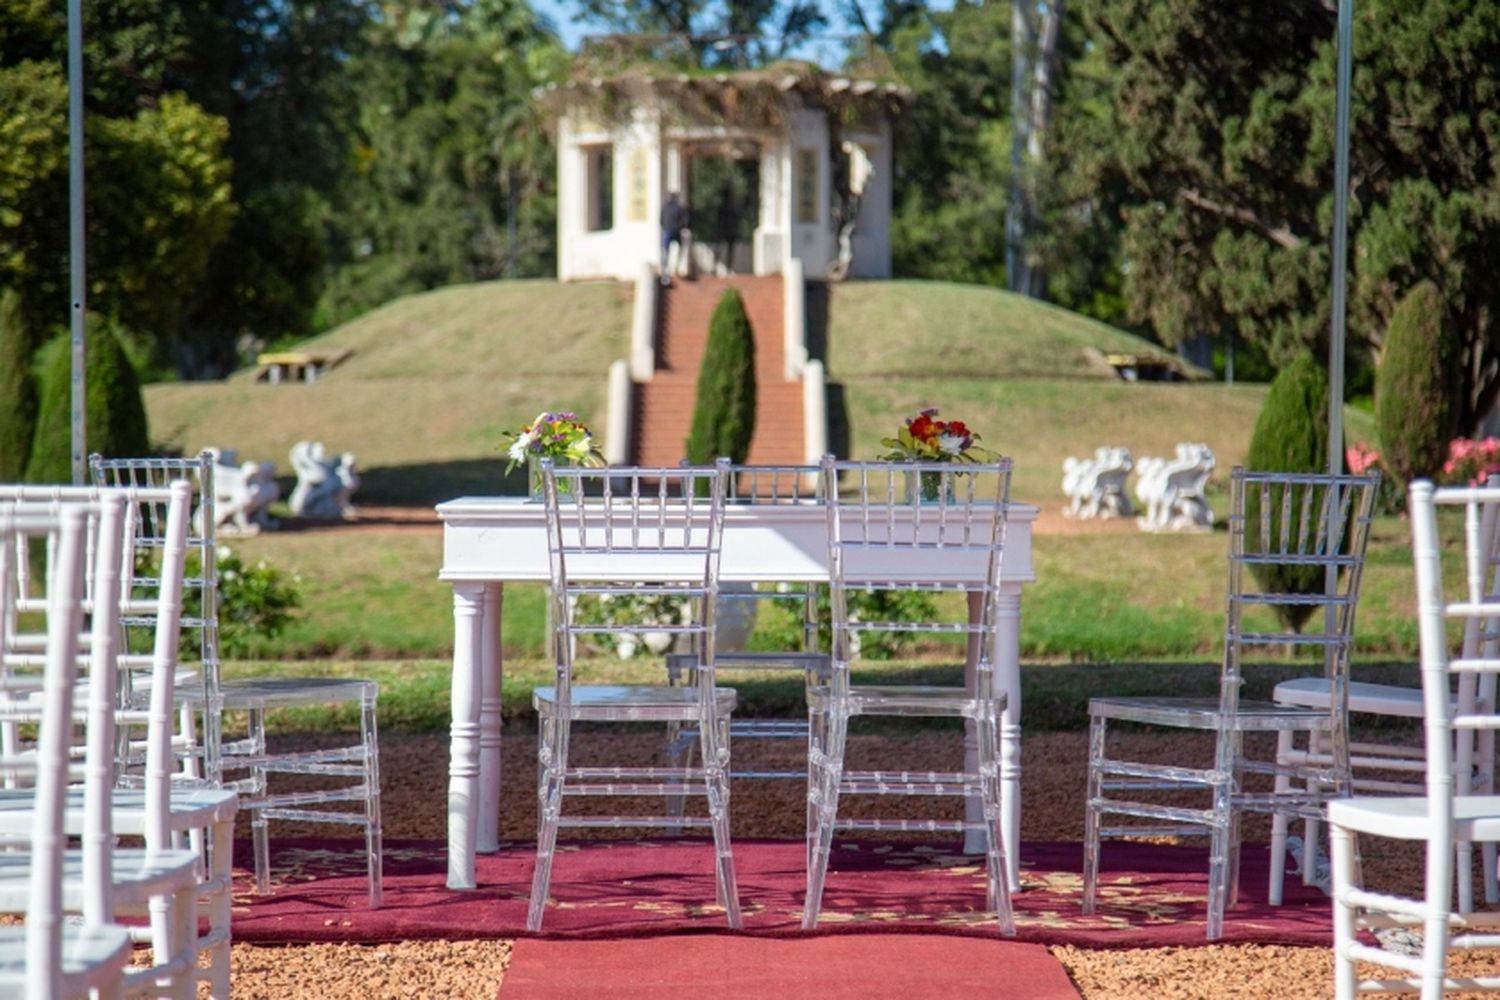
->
[1022,1,1065,298]
[1006,0,1034,296]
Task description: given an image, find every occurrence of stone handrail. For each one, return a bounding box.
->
[802,359,827,468]
[604,358,632,466]
[783,257,807,381]
[630,261,657,380]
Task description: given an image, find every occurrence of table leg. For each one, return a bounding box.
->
[448,582,486,889]
[478,583,503,853]
[996,589,1022,891]
[964,589,1022,892]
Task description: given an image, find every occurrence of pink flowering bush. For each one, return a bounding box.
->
[1441,437,1500,486]
[1345,441,1381,476]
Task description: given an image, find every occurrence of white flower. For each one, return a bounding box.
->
[507,428,537,463]
[218,546,233,561]
[937,433,967,456]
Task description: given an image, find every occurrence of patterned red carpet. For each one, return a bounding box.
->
[231,837,1332,949]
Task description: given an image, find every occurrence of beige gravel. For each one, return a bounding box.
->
[202,727,1498,999]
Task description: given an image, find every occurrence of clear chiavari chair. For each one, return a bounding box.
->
[1271,473,1500,909]
[1330,480,1500,999]
[0,486,226,998]
[804,456,1017,932]
[1083,467,1380,940]
[529,459,741,931]
[92,453,383,908]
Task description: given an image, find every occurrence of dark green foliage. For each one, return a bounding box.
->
[685,288,757,469]
[1244,354,1331,631]
[0,289,38,479]
[25,318,150,483]
[1375,281,1458,489]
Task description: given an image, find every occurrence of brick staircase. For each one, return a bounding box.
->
[631,275,806,468]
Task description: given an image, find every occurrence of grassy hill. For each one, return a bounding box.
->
[145,277,1372,505]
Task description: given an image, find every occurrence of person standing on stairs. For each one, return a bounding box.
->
[661,191,690,285]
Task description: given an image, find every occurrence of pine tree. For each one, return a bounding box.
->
[1244,353,1331,631]
[25,317,150,483]
[0,290,38,480]
[685,288,757,470]
[1375,281,1458,489]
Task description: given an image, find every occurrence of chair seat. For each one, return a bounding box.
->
[180,676,377,709]
[1089,695,1331,731]
[1273,676,1432,719]
[0,923,132,994]
[0,785,238,836]
[534,684,736,721]
[1329,794,1500,841]
[0,847,199,910]
[809,684,1004,719]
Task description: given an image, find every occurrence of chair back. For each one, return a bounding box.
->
[1409,481,1500,837]
[819,457,1014,696]
[0,502,113,998]
[1222,468,1380,724]
[542,460,732,697]
[1,485,193,854]
[91,453,223,783]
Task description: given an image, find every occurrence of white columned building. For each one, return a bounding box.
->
[544,69,904,282]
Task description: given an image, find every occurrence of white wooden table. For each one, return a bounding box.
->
[437,497,1038,891]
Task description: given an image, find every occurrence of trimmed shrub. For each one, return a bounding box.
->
[1375,281,1458,489]
[685,288,757,468]
[1244,353,1332,632]
[0,290,38,480]
[25,317,150,483]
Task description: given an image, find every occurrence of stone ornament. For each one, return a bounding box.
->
[289,440,360,519]
[204,447,280,536]
[1061,446,1135,520]
[1134,443,1216,532]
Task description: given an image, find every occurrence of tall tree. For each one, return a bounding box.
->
[569,0,828,63]
[1076,0,1500,424]
[317,0,565,326]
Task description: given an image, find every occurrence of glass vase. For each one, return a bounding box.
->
[913,468,954,504]
[527,454,574,501]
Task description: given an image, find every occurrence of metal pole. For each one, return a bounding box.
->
[1327,0,1354,476]
[67,0,86,484]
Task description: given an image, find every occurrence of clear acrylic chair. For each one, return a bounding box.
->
[0,487,221,998]
[529,459,741,932]
[804,457,1017,932]
[1272,474,1500,910]
[0,503,132,999]
[664,464,828,798]
[1330,480,1500,999]
[91,453,384,908]
[1083,467,1380,940]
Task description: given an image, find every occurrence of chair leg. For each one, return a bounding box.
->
[1205,773,1233,941]
[362,690,384,909]
[1484,841,1498,904]
[1081,712,1105,915]
[250,707,272,894]
[204,814,234,1000]
[699,709,741,928]
[169,882,198,1000]
[803,709,847,930]
[1330,822,1357,1000]
[977,707,1015,935]
[1268,729,1294,905]
[528,710,568,932]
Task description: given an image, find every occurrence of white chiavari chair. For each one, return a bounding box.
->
[0,503,131,999]
[1330,480,1500,998]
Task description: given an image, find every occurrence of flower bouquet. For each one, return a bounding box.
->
[1442,437,1500,486]
[500,411,605,498]
[879,408,996,501]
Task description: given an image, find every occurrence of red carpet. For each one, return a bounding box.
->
[499,934,1081,999]
[231,838,1332,948]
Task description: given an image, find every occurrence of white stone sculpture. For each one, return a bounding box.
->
[289,441,360,519]
[1134,443,1216,532]
[1061,446,1135,519]
[202,447,280,536]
